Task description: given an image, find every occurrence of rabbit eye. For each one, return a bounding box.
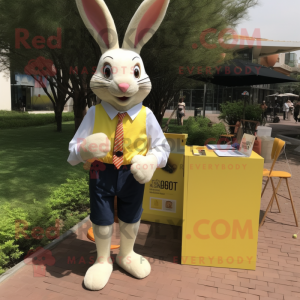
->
[103,64,112,79]
[133,65,140,79]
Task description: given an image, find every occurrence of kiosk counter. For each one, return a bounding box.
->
[182,146,264,270]
[141,133,187,226]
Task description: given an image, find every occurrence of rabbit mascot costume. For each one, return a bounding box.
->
[67,0,170,291]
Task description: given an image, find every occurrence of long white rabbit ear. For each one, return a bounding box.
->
[122,0,170,54]
[75,0,119,53]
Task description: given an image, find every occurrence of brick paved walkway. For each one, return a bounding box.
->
[1,150,300,300]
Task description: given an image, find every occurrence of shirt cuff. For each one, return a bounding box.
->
[147,147,170,169]
[67,142,85,166]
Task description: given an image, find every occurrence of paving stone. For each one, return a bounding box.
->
[1,147,300,300]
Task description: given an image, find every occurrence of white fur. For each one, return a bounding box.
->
[90,48,151,112]
[75,0,119,53]
[79,133,110,161]
[84,223,113,290]
[122,0,170,54]
[116,219,151,278]
[131,155,158,184]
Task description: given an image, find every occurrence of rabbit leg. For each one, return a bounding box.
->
[84,223,113,290]
[116,219,151,279]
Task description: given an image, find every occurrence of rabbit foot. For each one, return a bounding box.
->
[116,252,151,279]
[84,262,113,290]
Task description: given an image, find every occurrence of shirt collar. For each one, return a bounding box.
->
[101,101,143,121]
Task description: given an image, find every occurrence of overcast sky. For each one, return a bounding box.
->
[236,0,300,60]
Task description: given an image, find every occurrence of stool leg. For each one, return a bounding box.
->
[271,178,281,213]
[286,178,298,227]
[259,178,282,229]
[259,193,275,229]
[261,177,270,197]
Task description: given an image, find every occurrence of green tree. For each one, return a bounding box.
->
[0,0,258,129]
[0,0,99,131]
[276,74,300,96]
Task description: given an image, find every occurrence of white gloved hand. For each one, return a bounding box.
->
[79,133,110,161]
[130,155,158,184]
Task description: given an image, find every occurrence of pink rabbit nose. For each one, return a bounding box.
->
[118,83,130,93]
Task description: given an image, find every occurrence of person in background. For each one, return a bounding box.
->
[287,100,293,120]
[177,97,186,126]
[22,101,26,112]
[294,100,300,123]
[260,101,267,120]
[282,99,289,120]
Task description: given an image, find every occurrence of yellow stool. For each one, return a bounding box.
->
[260,138,298,228]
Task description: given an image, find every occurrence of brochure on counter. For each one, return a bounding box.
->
[214,150,247,157]
[213,134,255,158]
[206,144,236,150]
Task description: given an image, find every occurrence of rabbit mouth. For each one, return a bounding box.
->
[117,96,130,101]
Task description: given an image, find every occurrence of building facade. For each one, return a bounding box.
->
[175,37,300,113]
[0,68,11,111]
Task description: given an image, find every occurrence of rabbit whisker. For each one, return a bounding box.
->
[90,87,109,90]
[91,87,110,89]
[92,75,111,82]
[91,84,110,87]
[138,77,149,82]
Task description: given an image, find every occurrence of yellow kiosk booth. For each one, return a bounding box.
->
[143,139,264,270]
[181,146,264,270]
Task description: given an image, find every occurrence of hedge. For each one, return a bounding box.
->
[179,117,226,146]
[0,111,74,129]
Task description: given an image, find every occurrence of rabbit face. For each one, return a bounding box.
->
[91,48,151,111]
[76,0,170,111]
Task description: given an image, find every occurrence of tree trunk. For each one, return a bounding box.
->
[73,91,87,132]
[55,109,63,132]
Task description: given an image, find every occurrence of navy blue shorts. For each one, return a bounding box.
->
[89,162,145,226]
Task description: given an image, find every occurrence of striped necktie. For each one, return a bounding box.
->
[113,113,127,169]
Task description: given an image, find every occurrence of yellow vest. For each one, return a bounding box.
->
[92,104,148,165]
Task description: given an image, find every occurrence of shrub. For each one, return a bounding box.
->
[0,205,31,275]
[185,117,226,146]
[0,175,90,275]
[218,101,263,128]
[0,112,74,129]
[46,176,90,233]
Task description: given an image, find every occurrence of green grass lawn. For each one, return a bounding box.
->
[0,121,85,213]
[0,117,186,215]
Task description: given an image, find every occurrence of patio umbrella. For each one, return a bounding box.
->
[190,59,297,86]
[190,59,297,123]
[283,93,299,97]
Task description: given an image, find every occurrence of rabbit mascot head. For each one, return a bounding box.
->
[72,0,170,291]
[76,0,170,112]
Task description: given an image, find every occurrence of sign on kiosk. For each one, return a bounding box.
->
[141,133,188,226]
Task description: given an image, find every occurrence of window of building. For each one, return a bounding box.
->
[285,52,297,67]
[235,48,253,62]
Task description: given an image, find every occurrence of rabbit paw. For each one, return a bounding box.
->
[79,133,110,161]
[116,252,151,279]
[84,262,113,290]
[130,155,157,184]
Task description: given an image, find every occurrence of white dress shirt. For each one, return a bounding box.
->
[67,101,170,168]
